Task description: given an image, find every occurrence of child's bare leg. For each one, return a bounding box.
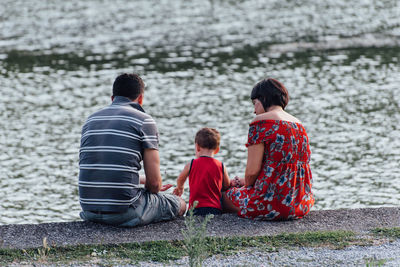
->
[222,193,240,213]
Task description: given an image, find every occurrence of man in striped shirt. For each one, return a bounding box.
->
[79,73,186,227]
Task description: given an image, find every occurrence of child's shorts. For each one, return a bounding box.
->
[193,207,222,216]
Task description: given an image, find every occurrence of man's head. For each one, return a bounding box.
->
[112,73,145,101]
[195,128,220,152]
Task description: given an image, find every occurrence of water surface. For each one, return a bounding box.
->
[1,0,399,224]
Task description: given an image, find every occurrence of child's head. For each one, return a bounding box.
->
[195,128,220,152]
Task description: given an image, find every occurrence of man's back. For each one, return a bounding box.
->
[79,96,158,213]
[79,73,184,227]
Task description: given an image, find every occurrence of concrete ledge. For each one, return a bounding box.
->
[1,207,399,249]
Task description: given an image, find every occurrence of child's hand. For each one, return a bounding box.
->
[230,176,244,187]
[236,176,245,186]
[173,186,184,196]
[160,184,173,191]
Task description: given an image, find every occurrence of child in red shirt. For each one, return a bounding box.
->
[173,128,236,216]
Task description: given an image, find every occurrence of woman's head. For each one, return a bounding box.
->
[250,78,289,112]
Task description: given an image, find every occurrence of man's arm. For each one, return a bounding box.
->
[143,148,162,193]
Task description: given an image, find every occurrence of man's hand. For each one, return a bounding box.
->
[173,186,184,196]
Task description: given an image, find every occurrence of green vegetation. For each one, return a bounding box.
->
[181,201,214,267]
[1,227,399,265]
[36,237,51,261]
[0,230,363,266]
[1,240,186,266]
[365,256,389,267]
[371,227,400,239]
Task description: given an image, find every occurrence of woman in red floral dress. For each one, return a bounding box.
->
[223,78,314,220]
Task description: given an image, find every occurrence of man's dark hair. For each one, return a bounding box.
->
[195,128,220,150]
[250,78,289,110]
[112,73,145,100]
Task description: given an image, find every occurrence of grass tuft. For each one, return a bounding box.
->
[365,256,389,266]
[37,237,51,261]
[182,201,214,267]
[371,227,400,239]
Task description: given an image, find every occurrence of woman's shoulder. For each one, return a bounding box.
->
[250,115,302,129]
[249,119,276,127]
[252,110,301,124]
[249,116,306,134]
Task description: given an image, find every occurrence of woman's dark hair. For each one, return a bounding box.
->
[195,128,220,150]
[250,78,289,110]
[112,73,144,100]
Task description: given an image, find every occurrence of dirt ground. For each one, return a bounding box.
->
[1,207,399,249]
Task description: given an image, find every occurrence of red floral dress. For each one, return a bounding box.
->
[227,120,314,220]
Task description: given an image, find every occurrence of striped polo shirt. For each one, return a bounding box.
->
[79,96,159,212]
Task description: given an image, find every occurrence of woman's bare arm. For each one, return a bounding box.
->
[244,143,264,186]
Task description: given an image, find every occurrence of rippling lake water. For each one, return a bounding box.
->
[1,0,399,224]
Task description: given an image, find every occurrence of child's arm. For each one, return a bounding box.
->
[222,166,231,191]
[173,162,191,196]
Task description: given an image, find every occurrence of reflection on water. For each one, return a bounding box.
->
[1,0,399,224]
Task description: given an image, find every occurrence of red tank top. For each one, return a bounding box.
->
[188,156,224,210]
